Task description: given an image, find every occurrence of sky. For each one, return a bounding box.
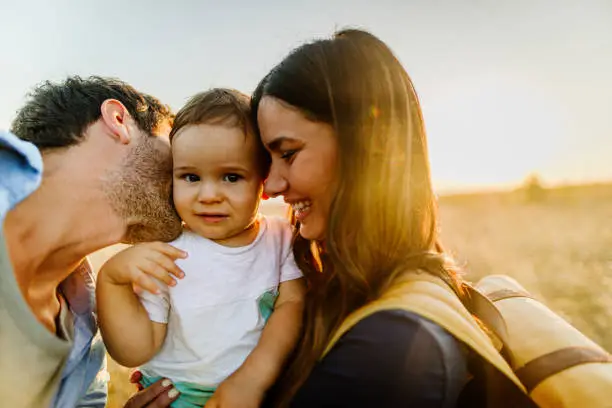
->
[1,0,611,192]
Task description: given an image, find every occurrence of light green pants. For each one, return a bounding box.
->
[140,375,216,408]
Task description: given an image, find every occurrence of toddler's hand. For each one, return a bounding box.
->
[99,242,187,294]
[205,373,265,408]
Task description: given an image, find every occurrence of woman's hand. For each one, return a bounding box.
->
[123,371,180,408]
[99,242,187,294]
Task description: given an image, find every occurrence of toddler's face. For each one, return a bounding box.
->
[172,124,264,246]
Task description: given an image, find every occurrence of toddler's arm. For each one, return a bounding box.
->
[206,278,306,408]
[239,278,306,388]
[96,242,187,367]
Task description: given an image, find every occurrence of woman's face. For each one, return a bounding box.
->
[257,96,338,241]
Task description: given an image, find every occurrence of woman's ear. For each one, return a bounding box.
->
[100,99,132,144]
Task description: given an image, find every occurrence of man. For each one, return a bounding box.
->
[1,76,183,407]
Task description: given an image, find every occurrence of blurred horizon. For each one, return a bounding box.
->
[1,0,611,192]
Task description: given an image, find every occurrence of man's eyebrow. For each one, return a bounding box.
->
[267,136,295,151]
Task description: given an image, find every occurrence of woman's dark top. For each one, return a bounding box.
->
[289,310,470,408]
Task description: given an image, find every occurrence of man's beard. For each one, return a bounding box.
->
[104,136,183,243]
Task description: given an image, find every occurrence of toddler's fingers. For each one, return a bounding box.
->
[134,272,163,295]
[150,254,184,279]
[139,260,177,287]
[150,242,188,260]
[132,283,144,296]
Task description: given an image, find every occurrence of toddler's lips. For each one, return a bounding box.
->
[196,213,228,223]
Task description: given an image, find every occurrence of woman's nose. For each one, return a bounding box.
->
[264,165,288,198]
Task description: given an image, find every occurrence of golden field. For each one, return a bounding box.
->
[88,183,612,407]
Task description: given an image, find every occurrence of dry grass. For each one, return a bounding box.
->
[88,185,612,407]
[439,184,612,351]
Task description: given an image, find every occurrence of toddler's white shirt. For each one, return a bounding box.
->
[139,215,303,386]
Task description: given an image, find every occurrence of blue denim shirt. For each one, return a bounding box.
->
[0,130,107,408]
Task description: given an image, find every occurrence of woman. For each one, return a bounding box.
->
[252,29,474,407]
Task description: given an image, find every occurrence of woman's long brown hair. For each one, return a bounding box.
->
[252,29,466,407]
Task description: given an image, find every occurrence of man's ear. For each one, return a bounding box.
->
[100,99,132,144]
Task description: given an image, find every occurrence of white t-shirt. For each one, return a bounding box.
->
[139,215,302,386]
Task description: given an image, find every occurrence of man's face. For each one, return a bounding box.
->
[105,123,183,243]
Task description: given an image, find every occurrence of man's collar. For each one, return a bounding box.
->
[59,258,96,316]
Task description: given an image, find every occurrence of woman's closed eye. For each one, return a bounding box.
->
[280,149,297,161]
[223,173,243,183]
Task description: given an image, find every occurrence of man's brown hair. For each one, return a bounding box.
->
[11,76,174,151]
[170,88,270,177]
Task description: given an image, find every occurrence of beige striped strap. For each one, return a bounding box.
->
[515,346,612,392]
[486,288,532,303]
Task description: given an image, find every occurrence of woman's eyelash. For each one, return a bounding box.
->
[281,150,297,159]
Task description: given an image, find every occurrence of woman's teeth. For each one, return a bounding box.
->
[292,201,311,216]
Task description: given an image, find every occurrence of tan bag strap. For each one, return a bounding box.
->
[515,346,612,392]
[462,285,510,346]
[322,274,527,393]
[473,284,612,393]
